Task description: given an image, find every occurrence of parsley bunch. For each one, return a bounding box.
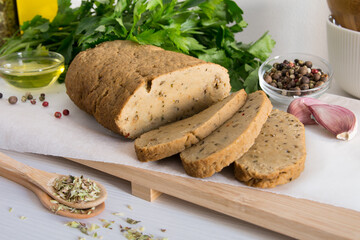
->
[0,0,275,92]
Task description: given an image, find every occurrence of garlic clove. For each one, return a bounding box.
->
[287,97,324,125]
[307,104,358,140]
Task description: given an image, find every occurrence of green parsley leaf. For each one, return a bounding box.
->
[0,0,275,93]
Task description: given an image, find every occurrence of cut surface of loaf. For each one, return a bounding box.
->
[234,109,306,188]
[65,40,231,138]
[180,91,273,178]
[135,90,247,162]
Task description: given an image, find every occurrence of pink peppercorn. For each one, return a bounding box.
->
[54,112,62,118]
[42,101,49,107]
[63,109,70,116]
[30,99,36,105]
[311,69,319,74]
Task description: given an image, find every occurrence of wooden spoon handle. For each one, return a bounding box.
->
[0,152,50,184]
[0,167,48,203]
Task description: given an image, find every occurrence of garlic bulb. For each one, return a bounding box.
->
[307,104,358,141]
[287,97,324,125]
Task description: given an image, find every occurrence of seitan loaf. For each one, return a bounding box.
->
[234,109,306,188]
[135,90,247,162]
[65,40,231,138]
[180,91,273,178]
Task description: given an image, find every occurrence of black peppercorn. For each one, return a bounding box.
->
[293,87,301,96]
[0,93,3,99]
[305,61,313,68]
[320,75,328,82]
[301,76,310,84]
[314,73,321,81]
[315,81,325,87]
[270,82,277,87]
[299,66,308,75]
[300,84,309,90]
[273,72,281,80]
[264,75,272,84]
[289,80,296,88]
[8,96,17,104]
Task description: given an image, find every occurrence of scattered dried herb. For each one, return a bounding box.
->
[127,205,133,210]
[19,216,27,220]
[112,212,124,216]
[126,218,141,225]
[120,225,154,240]
[9,207,13,212]
[53,175,100,203]
[65,221,102,239]
[50,199,95,214]
[66,221,81,228]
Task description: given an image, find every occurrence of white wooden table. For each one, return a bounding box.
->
[0,149,290,240]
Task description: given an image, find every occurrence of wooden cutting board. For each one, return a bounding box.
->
[67,157,360,240]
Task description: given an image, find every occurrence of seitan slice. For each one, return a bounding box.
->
[180,91,272,178]
[135,90,247,162]
[234,109,306,188]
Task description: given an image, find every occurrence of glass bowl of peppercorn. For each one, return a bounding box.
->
[259,53,333,105]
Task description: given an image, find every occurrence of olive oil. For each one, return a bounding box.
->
[0,58,64,89]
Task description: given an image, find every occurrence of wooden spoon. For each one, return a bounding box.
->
[0,152,107,209]
[0,167,105,219]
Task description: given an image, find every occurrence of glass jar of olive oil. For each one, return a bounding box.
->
[0,50,65,89]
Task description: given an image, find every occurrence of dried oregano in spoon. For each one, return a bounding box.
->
[53,175,101,203]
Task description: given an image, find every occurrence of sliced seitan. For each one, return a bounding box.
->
[135,90,247,162]
[180,91,273,178]
[234,109,306,188]
[65,40,231,138]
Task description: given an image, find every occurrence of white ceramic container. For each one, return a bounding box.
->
[327,16,360,99]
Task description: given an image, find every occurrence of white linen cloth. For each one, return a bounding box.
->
[0,81,359,212]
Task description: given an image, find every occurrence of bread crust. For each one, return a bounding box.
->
[66,40,229,138]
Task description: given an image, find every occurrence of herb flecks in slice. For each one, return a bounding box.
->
[53,175,100,203]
